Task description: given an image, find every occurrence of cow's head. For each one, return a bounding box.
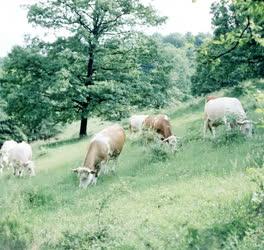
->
[26,161,35,177]
[163,135,178,149]
[237,120,253,137]
[72,167,97,188]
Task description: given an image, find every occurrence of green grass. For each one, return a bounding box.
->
[0,82,263,249]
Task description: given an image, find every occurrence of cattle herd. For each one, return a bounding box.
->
[0,97,253,188]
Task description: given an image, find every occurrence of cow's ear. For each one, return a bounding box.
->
[72,168,79,173]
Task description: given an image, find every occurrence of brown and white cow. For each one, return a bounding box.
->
[143,114,176,145]
[72,124,126,188]
[204,97,252,137]
[129,115,149,132]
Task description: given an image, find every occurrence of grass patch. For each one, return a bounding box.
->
[0,216,32,250]
[0,80,263,249]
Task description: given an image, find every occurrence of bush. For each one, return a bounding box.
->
[211,129,246,148]
[181,196,264,250]
[148,142,172,163]
[183,123,202,143]
[0,119,27,146]
[246,149,264,169]
[53,228,110,250]
[133,129,159,146]
[0,217,32,250]
[23,189,55,209]
[247,168,264,214]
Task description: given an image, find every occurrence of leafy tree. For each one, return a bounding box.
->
[163,33,185,48]
[191,0,264,95]
[159,32,210,95]
[0,46,64,140]
[26,0,166,136]
[1,34,173,140]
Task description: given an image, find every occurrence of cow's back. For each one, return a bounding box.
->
[129,115,148,130]
[94,124,126,154]
[205,97,246,121]
[1,140,18,153]
[144,115,172,139]
[9,142,32,164]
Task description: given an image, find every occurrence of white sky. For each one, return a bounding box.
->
[0,0,214,57]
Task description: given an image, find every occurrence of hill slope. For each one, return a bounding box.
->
[0,80,263,249]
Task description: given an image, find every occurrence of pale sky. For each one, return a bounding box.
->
[0,0,214,57]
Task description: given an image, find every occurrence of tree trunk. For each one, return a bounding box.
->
[79,44,96,137]
[79,116,88,137]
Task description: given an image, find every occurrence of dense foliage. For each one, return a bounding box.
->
[26,0,167,136]
[191,0,264,95]
[0,2,209,141]
[0,34,176,141]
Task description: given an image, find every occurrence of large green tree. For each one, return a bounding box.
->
[1,33,173,140]
[26,0,165,136]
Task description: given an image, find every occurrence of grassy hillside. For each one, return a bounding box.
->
[0,80,263,249]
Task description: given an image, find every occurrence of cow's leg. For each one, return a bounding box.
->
[0,158,3,174]
[25,161,35,176]
[223,116,231,131]
[203,120,209,138]
[0,158,7,174]
[91,173,97,185]
[18,165,24,177]
[129,124,133,133]
[97,160,108,176]
[110,157,119,173]
[13,162,18,176]
[208,121,216,138]
[204,119,215,138]
[212,127,216,138]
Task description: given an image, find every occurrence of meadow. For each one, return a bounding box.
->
[0,82,263,250]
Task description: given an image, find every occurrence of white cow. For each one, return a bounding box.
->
[9,142,35,177]
[0,140,18,174]
[204,97,252,137]
[129,115,149,132]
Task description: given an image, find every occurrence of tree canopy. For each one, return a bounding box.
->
[26,0,166,136]
[191,0,264,95]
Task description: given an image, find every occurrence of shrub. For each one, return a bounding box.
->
[184,216,249,250]
[183,123,202,143]
[148,142,171,162]
[0,217,32,250]
[211,129,246,147]
[0,119,27,146]
[53,228,110,250]
[246,149,264,169]
[134,129,159,146]
[247,168,264,214]
[23,189,55,209]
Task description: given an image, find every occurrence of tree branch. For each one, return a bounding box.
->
[211,16,251,60]
[60,0,92,32]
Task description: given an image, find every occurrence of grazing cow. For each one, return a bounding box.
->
[9,142,35,177]
[0,140,18,174]
[72,124,126,188]
[129,115,149,132]
[143,115,176,145]
[204,97,252,137]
